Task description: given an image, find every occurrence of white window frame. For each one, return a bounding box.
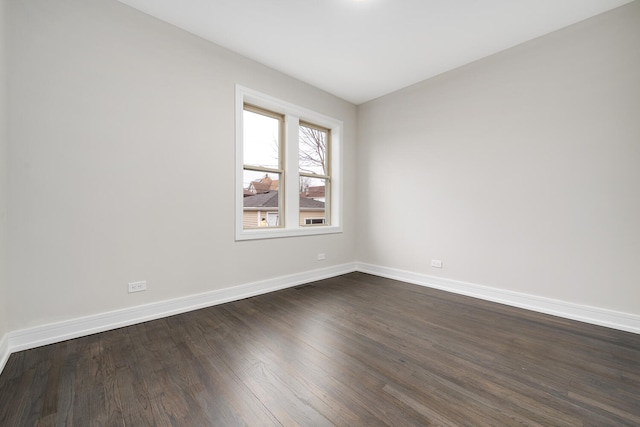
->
[236,85,343,241]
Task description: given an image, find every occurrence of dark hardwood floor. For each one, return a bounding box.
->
[1,272,639,426]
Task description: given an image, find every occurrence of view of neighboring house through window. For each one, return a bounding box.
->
[236,85,342,240]
[242,106,283,228]
[241,110,330,230]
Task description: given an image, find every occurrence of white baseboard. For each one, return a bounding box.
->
[2,261,638,378]
[4,263,357,359]
[356,263,640,335]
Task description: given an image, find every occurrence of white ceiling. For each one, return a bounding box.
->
[116,0,633,105]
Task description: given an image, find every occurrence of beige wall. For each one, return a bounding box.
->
[357,2,640,314]
[0,0,8,339]
[6,0,357,330]
[299,210,326,225]
[243,210,260,229]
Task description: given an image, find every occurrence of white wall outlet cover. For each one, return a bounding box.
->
[431,260,443,268]
[128,281,147,293]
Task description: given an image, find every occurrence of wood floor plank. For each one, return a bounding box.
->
[1,272,639,426]
[229,291,434,426]
[53,338,81,426]
[39,342,65,421]
[219,301,374,426]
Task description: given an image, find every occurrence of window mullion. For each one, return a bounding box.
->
[284,115,300,230]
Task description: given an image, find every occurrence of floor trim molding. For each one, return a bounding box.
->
[3,263,358,363]
[2,262,638,377]
[356,263,640,334]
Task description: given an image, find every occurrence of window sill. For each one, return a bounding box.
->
[235,225,342,241]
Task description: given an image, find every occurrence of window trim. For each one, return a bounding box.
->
[235,85,343,241]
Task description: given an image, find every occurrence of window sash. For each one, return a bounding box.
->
[242,106,284,230]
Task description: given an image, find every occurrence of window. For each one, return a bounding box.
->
[236,86,342,240]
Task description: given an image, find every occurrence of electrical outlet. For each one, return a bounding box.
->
[431,259,443,268]
[128,280,147,293]
[317,253,326,261]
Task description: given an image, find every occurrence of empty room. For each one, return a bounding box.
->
[0,0,639,425]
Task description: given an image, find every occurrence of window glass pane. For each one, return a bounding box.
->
[243,170,280,194]
[299,124,328,176]
[299,176,327,226]
[243,109,280,169]
[243,171,281,229]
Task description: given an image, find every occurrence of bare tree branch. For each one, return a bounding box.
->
[299,125,327,175]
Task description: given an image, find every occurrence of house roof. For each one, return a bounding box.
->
[244,191,325,209]
[248,175,279,194]
[243,191,279,208]
[301,185,325,199]
[250,179,278,193]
